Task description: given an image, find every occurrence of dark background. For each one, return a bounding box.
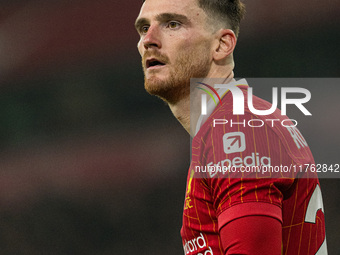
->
[0,0,339,254]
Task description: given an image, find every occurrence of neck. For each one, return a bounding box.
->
[169,96,191,133]
[169,69,234,135]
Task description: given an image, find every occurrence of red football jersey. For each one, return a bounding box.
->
[181,80,327,254]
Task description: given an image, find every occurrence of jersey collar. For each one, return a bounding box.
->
[194,78,249,136]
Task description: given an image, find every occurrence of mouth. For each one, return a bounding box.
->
[146,58,166,70]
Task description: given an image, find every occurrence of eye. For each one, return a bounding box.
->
[140,25,150,34]
[167,21,180,29]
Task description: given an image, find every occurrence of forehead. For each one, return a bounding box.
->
[137,0,206,23]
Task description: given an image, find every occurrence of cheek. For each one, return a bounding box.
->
[137,40,143,56]
[177,38,211,58]
[184,33,210,49]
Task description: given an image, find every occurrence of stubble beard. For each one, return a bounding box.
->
[143,48,211,105]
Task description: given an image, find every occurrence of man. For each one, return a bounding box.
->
[135,0,327,254]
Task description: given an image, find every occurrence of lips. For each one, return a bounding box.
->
[146,58,166,69]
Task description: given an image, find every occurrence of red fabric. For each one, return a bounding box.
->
[181,84,327,255]
[220,216,282,255]
[217,202,282,230]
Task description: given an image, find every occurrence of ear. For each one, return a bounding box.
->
[213,29,236,62]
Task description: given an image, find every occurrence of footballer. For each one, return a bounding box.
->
[135,0,327,254]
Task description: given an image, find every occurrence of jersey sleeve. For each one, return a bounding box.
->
[220,215,282,255]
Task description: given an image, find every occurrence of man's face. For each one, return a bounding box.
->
[135,0,215,104]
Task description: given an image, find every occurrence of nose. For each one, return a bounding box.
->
[142,25,162,50]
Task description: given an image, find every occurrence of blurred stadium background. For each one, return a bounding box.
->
[0,0,339,254]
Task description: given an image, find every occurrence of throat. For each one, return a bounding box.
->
[168,96,191,134]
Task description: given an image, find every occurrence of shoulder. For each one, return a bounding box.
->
[195,87,314,167]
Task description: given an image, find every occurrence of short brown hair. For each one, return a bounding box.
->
[141,0,245,36]
[198,0,246,36]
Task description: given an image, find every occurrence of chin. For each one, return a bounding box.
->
[144,75,164,92]
[144,77,190,105]
[145,77,170,99]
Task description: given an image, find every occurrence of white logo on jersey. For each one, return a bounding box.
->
[286,126,308,149]
[183,233,213,255]
[223,132,246,154]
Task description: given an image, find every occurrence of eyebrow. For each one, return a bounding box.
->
[135,13,189,31]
